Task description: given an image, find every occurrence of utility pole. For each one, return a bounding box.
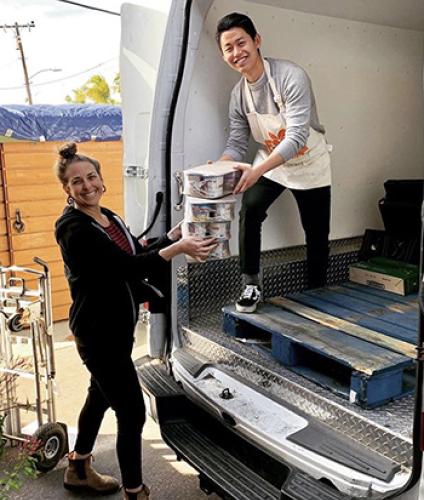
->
[1,22,35,104]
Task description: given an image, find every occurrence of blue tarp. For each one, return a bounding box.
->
[0,104,122,142]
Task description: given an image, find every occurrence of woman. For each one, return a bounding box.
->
[54,142,216,500]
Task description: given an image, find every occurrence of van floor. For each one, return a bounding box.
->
[186,283,416,440]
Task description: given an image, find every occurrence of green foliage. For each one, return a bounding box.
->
[0,360,39,500]
[0,415,38,500]
[65,72,121,104]
[112,73,120,95]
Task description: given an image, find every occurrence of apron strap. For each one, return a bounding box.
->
[243,77,256,113]
[264,59,284,112]
[243,59,285,113]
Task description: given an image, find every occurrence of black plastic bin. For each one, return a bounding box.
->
[378,179,423,237]
[358,180,423,265]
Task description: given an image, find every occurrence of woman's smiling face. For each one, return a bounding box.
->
[64,160,104,209]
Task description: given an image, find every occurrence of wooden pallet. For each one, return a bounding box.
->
[222,298,415,408]
[286,283,418,343]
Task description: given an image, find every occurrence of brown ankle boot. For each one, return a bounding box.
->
[64,453,120,493]
[123,484,150,499]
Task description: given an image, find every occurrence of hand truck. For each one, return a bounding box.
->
[0,257,68,472]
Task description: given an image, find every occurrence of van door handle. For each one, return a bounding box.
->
[174,171,184,211]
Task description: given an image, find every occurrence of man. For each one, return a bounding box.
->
[216,12,332,313]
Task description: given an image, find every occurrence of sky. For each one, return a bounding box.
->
[0,0,168,105]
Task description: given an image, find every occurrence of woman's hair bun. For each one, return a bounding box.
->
[59,142,77,160]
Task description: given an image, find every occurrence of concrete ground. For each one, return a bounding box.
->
[5,321,219,500]
[5,322,424,500]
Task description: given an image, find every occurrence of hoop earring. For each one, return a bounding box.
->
[102,184,107,193]
[67,196,75,205]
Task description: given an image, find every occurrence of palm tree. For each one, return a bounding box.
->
[65,73,120,104]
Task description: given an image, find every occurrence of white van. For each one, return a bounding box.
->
[120,1,424,498]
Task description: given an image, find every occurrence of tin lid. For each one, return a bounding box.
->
[184,161,250,176]
[186,195,237,204]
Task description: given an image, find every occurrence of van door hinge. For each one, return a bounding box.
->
[416,345,424,361]
[124,166,148,179]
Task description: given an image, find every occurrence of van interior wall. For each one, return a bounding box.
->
[182,0,424,253]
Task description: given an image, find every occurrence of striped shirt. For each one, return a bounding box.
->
[104,219,133,255]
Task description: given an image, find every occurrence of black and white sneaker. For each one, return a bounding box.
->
[236,284,261,313]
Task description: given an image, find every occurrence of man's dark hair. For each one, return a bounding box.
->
[215,12,258,50]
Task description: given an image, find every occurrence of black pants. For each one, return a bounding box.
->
[74,340,145,490]
[239,176,331,288]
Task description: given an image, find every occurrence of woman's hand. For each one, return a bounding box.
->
[167,221,183,241]
[178,236,218,262]
[233,164,262,194]
[159,236,218,262]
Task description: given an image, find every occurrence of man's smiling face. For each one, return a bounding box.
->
[220,27,262,80]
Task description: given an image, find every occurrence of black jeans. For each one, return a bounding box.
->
[239,176,331,288]
[74,340,145,490]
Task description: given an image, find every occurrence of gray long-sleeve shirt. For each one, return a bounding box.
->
[222,57,325,163]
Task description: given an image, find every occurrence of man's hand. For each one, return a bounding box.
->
[208,154,234,164]
[233,151,286,193]
[233,164,261,194]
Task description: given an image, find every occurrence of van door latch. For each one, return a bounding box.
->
[220,388,234,400]
[174,171,184,211]
[124,166,148,179]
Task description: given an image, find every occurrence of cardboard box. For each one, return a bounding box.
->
[349,257,419,295]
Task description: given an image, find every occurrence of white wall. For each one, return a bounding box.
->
[176,0,424,252]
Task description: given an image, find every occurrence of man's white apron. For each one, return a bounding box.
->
[244,59,331,190]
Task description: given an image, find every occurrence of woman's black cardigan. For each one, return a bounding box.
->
[55,206,171,348]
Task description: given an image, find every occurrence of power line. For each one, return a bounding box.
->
[0,22,35,103]
[0,57,20,71]
[0,58,117,90]
[55,0,120,16]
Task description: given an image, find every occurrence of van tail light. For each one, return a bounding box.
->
[139,304,150,325]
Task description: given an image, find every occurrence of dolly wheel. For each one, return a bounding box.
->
[7,313,24,332]
[32,422,68,472]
